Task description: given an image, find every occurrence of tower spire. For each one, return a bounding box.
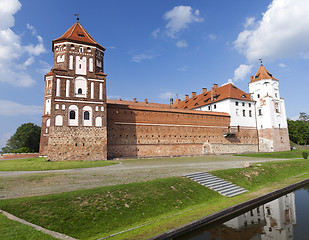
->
[259,58,263,65]
[74,13,79,22]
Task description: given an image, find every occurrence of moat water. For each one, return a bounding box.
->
[175,184,309,240]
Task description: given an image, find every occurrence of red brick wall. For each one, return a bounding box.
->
[107,103,259,158]
[0,153,40,160]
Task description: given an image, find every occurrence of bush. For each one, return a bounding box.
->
[302,152,308,159]
[11,147,32,153]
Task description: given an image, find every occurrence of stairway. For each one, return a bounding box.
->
[185,172,248,197]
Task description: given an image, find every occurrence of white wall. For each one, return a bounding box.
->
[193,98,256,127]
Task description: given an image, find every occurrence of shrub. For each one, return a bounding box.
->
[302,152,308,159]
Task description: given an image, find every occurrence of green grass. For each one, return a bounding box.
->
[0,177,221,240]
[236,149,309,159]
[0,157,117,171]
[0,212,56,240]
[212,159,309,191]
[1,160,309,240]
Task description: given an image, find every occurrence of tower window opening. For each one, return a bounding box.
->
[235,101,238,106]
[78,88,82,94]
[69,110,76,119]
[258,109,262,116]
[79,47,83,53]
[84,111,90,120]
[257,94,260,98]
[79,64,82,69]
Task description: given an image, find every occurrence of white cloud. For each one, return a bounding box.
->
[244,17,256,28]
[163,6,203,38]
[0,0,21,30]
[233,64,253,82]
[159,91,177,100]
[36,60,52,75]
[176,39,188,48]
[208,34,217,40]
[0,132,12,149]
[278,63,287,69]
[177,65,189,72]
[0,0,47,87]
[0,99,43,116]
[131,53,155,63]
[234,0,309,62]
[222,79,234,86]
[152,28,160,38]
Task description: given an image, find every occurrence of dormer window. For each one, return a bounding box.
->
[77,31,84,37]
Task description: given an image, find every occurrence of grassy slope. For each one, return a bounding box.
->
[0,157,117,171]
[0,213,56,240]
[236,149,309,158]
[0,177,221,240]
[1,159,309,239]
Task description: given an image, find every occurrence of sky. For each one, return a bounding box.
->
[0,0,309,149]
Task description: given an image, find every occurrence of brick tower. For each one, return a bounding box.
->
[39,20,107,161]
[249,64,290,152]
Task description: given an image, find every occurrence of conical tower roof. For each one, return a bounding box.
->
[52,22,105,51]
[250,64,278,83]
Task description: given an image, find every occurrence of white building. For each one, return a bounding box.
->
[173,64,290,152]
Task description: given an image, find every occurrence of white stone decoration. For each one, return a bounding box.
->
[55,115,63,126]
[75,56,87,75]
[95,116,102,127]
[68,105,78,126]
[82,106,92,126]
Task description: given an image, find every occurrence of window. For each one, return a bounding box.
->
[249,103,251,107]
[249,110,252,117]
[84,111,90,120]
[243,110,246,117]
[236,109,239,116]
[257,94,260,98]
[258,109,262,116]
[79,47,83,53]
[69,110,76,119]
[242,102,245,106]
[275,93,278,98]
[235,101,239,106]
[78,88,82,94]
[214,104,216,109]
[208,106,211,110]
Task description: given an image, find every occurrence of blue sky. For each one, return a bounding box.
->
[1,0,309,149]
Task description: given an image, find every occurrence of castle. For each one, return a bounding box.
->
[39,21,290,161]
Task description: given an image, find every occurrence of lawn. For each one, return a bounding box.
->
[236,149,309,159]
[0,212,56,240]
[0,177,222,240]
[0,157,117,171]
[1,159,309,239]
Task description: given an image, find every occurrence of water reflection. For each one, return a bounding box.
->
[178,193,297,240]
[211,193,296,240]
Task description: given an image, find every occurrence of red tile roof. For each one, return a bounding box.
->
[45,70,53,76]
[107,100,230,117]
[53,22,105,51]
[250,65,278,83]
[173,83,254,110]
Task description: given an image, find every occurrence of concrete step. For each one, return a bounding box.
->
[185,172,248,198]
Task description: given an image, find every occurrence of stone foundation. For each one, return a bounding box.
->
[46,126,107,161]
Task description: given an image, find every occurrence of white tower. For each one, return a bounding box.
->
[249,64,290,152]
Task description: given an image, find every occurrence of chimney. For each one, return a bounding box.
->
[119,98,122,101]
[211,84,218,101]
[185,95,189,100]
[202,88,207,93]
[250,76,254,81]
[192,92,196,98]
[170,97,173,107]
[213,84,218,90]
[145,99,148,104]
[134,98,137,103]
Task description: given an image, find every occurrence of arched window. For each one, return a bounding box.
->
[74,76,86,97]
[82,106,92,126]
[95,116,102,127]
[78,88,82,94]
[84,111,90,120]
[68,105,78,126]
[70,110,76,119]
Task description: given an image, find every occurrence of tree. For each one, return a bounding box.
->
[299,112,309,122]
[1,123,41,153]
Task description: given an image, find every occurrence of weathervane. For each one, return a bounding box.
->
[259,58,263,65]
[74,13,80,22]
